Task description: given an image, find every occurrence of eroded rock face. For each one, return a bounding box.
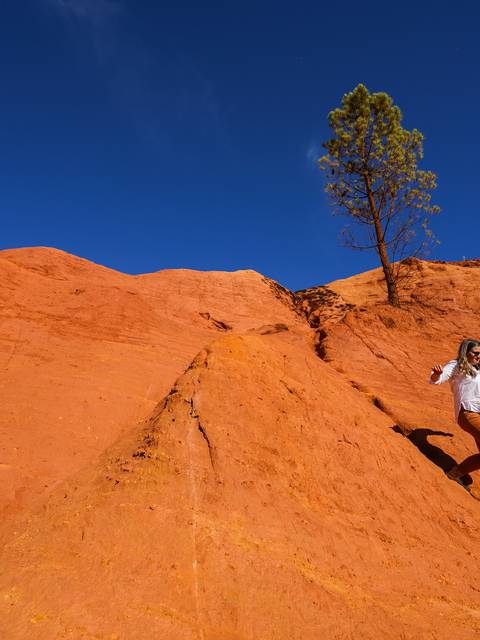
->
[296,260,480,488]
[2,249,480,639]
[0,247,310,528]
[3,332,480,639]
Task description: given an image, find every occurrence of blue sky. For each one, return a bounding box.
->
[0,0,478,290]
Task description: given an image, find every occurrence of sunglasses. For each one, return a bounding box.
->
[469,352,480,357]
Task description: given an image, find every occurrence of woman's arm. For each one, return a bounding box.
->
[429,360,456,385]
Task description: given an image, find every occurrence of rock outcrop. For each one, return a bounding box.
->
[1,248,480,639]
[0,247,309,530]
[296,258,480,489]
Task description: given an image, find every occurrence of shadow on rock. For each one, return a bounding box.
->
[391,425,473,486]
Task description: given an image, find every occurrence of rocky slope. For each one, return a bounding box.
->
[1,248,480,639]
[296,258,480,484]
[0,247,307,528]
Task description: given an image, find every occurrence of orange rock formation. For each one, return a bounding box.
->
[1,248,480,639]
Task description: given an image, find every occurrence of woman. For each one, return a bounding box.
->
[430,338,480,488]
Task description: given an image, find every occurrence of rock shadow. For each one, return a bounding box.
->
[391,425,473,486]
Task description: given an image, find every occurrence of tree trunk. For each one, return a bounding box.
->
[372,217,400,307]
[364,175,400,307]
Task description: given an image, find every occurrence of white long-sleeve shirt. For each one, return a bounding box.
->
[430,359,480,419]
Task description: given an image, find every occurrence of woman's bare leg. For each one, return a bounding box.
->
[454,436,480,477]
[448,412,480,480]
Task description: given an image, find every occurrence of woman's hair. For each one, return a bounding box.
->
[457,338,480,376]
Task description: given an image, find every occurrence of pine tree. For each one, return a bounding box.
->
[320,84,440,307]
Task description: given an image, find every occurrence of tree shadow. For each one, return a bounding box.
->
[391,425,473,486]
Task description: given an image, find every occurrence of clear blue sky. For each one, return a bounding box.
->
[1,0,478,290]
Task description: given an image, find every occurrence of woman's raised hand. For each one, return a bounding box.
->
[430,364,443,382]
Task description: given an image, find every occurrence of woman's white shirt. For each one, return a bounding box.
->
[430,359,480,418]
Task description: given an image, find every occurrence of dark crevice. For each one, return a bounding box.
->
[348,381,398,422]
[197,422,216,469]
[189,398,216,470]
[297,284,399,413]
[314,329,329,360]
[280,379,302,401]
[372,396,386,412]
[199,312,232,332]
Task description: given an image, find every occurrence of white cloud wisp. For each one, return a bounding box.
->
[47,0,123,24]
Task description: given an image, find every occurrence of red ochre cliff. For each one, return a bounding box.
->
[1,247,480,639]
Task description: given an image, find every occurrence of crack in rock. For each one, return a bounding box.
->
[199,312,232,331]
[188,398,216,470]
